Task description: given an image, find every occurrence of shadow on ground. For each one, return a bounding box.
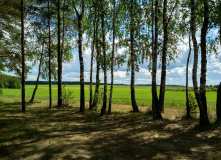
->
[0,100,221,160]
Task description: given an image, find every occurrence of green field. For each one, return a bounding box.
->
[0,85,217,111]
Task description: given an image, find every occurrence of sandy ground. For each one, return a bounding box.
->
[0,103,221,160]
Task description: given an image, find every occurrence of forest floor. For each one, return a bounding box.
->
[0,99,221,160]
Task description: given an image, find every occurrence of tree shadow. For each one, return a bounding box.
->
[0,102,220,160]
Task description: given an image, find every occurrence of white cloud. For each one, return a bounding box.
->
[4,29,221,86]
[114,71,127,78]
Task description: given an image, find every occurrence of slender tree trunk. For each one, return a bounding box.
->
[130,0,139,112]
[29,44,44,103]
[219,0,221,47]
[159,0,178,112]
[60,0,65,107]
[152,0,162,119]
[217,2,221,122]
[61,0,65,64]
[218,0,221,46]
[191,0,200,114]
[21,0,25,112]
[191,0,209,126]
[89,16,96,110]
[92,18,100,109]
[73,2,85,112]
[217,83,221,121]
[78,16,85,112]
[57,0,62,107]
[159,0,168,112]
[101,0,107,116]
[48,0,52,109]
[199,0,209,125]
[108,0,116,114]
[186,33,191,118]
[151,0,154,112]
[151,0,154,61]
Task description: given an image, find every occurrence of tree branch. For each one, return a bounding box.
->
[0,52,19,58]
[82,0,85,16]
[167,0,179,26]
[0,0,7,8]
[72,2,79,17]
[169,32,188,46]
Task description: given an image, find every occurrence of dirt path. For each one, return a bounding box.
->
[0,103,221,160]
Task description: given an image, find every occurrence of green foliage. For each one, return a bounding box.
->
[206,87,217,92]
[0,0,31,75]
[166,88,188,92]
[165,87,217,92]
[93,88,104,107]
[8,78,21,89]
[0,74,21,89]
[0,83,5,88]
[62,84,75,107]
[188,93,198,115]
[94,88,110,107]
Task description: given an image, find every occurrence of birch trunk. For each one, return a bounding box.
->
[48,0,52,109]
[108,0,116,114]
[217,83,221,121]
[130,0,139,112]
[21,0,25,112]
[92,16,100,109]
[57,0,62,107]
[190,0,200,112]
[218,12,221,121]
[101,0,107,116]
[159,0,168,112]
[151,0,154,113]
[191,0,209,126]
[61,0,65,71]
[78,16,85,112]
[89,18,96,110]
[186,33,191,118]
[152,0,162,119]
[73,1,85,112]
[199,0,209,125]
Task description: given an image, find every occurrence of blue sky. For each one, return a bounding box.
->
[24,32,221,86]
[5,29,220,86]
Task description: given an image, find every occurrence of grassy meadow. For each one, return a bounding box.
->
[0,84,217,111]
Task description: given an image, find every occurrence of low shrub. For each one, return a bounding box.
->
[62,84,75,107]
[188,93,198,114]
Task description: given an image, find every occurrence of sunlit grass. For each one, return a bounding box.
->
[0,85,217,111]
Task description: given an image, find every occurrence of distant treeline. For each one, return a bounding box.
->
[25,82,189,86]
[0,74,219,92]
[165,87,218,92]
[25,81,128,86]
[25,81,94,85]
[0,74,21,89]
